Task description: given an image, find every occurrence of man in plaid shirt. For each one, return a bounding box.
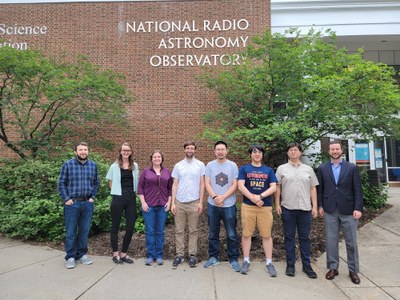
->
[58,142,100,269]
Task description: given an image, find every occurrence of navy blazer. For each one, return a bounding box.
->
[317,160,363,215]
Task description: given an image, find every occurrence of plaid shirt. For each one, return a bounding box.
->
[58,157,100,202]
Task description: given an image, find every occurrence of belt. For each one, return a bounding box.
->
[71,197,90,202]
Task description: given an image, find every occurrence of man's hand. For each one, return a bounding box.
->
[275,205,282,215]
[319,207,324,217]
[353,210,362,219]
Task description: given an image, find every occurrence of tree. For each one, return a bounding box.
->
[201,29,400,166]
[0,46,132,159]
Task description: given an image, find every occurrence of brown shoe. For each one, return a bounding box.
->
[325,269,339,280]
[349,271,360,284]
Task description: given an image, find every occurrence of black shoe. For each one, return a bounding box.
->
[172,256,184,268]
[188,255,198,268]
[121,255,134,264]
[303,264,317,279]
[286,264,295,276]
[112,256,123,264]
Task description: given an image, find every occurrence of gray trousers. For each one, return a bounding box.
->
[324,209,359,273]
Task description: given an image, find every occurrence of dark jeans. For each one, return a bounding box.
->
[110,191,137,253]
[64,200,94,260]
[207,203,240,262]
[281,206,312,266]
[142,206,168,259]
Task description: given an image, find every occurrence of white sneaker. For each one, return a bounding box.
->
[78,255,93,265]
[66,258,76,269]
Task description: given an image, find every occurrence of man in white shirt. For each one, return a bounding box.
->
[171,141,205,268]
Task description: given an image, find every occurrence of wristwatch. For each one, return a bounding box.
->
[259,194,264,200]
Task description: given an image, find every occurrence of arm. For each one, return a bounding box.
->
[139,193,149,212]
[238,179,262,206]
[219,178,238,204]
[137,171,149,212]
[197,175,205,214]
[310,185,318,218]
[90,164,100,202]
[205,175,218,204]
[171,178,179,216]
[316,166,324,217]
[165,175,173,211]
[58,163,72,205]
[274,184,282,215]
[352,166,363,219]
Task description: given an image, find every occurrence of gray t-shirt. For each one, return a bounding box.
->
[205,159,238,207]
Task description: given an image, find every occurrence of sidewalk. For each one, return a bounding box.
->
[0,188,399,300]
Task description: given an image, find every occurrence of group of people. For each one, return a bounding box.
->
[58,139,363,285]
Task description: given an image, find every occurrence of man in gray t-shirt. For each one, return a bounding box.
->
[203,141,240,272]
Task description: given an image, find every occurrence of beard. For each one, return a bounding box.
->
[185,153,194,159]
[330,154,342,160]
[76,154,88,161]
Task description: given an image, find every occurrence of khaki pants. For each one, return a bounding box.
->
[174,200,199,256]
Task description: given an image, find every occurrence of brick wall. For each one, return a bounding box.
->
[0,0,270,169]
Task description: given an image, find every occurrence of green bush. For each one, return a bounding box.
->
[0,151,146,241]
[360,169,388,209]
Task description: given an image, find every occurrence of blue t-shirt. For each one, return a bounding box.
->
[238,164,277,206]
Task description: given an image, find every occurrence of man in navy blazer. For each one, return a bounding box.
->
[317,140,363,285]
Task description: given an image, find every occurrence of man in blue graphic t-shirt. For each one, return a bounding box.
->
[238,144,277,277]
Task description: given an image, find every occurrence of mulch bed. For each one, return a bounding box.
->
[33,204,390,263]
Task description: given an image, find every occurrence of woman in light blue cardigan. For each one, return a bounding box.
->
[106,142,139,264]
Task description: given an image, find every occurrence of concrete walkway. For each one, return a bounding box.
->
[0,188,399,300]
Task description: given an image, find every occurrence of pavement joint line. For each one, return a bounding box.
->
[369,221,400,238]
[211,267,218,300]
[0,252,63,276]
[75,264,119,300]
[331,281,351,299]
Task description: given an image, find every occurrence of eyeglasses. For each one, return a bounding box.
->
[252,149,263,154]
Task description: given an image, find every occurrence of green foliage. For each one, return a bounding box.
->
[0,46,132,159]
[360,170,388,209]
[0,152,114,241]
[201,28,400,165]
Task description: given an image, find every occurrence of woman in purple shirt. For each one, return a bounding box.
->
[138,150,173,266]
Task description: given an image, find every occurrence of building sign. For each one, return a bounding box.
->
[0,24,47,50]
[355,143,370,164]
[123,19,250,67]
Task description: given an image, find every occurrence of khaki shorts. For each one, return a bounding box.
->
[241,204,273,238]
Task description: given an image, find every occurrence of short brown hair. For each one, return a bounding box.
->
[329,140,342,149]
[75,142,88,151]
[183,141,197,149]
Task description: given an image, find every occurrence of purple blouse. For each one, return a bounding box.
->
[137,166,173,207]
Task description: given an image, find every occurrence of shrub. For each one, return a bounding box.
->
[360,169,388,209]
[0,151,146,241]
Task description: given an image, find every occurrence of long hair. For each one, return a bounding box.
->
[116,142,134,171]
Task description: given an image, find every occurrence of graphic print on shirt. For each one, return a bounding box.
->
[247,172,268,191]
[215,172,228,187]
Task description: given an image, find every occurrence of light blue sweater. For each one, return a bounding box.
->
[106,162,139,195]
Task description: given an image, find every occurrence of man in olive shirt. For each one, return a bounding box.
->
[275,142,318,278]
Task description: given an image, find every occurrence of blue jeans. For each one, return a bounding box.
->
[207,203,239,262]
[142,206,168,259]
[281,206,312,266]
[64,201,94,260]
